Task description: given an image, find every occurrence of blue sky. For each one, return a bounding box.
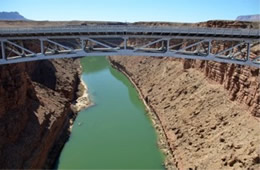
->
[1,0,259,22]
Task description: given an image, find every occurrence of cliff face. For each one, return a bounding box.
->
[182,21,260,117]
[183,60,260,117]
[109,56,260,170]
[131,20,260,117]
[0,59,81,169]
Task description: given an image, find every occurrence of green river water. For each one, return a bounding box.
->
[56,56,164,169]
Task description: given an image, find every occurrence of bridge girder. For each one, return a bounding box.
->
[0,25,259,67]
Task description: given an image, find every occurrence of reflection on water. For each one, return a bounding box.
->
[56,56,164,169]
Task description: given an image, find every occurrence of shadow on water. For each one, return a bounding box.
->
[81,56,108,74]
[108,66,145,110]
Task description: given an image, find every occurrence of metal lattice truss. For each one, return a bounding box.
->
[0,25,259,67]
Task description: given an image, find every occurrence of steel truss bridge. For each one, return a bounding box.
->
[0,25,259,67]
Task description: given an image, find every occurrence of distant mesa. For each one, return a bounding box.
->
[236,14,260,22]
[0,11,28,20]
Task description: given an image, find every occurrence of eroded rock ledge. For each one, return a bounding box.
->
[0,58,89,169]
[109,56,260,170]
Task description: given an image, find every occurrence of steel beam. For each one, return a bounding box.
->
[5,40,35,55]
[166,39,170,52]
[84,38,114,49]
[216,42,245,56]
[81,39,85,50]
[0,26,259,67]
[1,35,256,42]
[46,39,73,51]
[0,41,259,67]
[124,37,127,50]
[0,49,259,67]
[6,46,23,56]
[173,40,205,54]
[40,39,44,54]
[169,41,185,49]
[98,39,121,48]
[133,38,164,52]
[208,40,212,55]
[246,42,250,60]
[1,41,5,60]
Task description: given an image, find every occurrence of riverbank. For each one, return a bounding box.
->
[108,56,176,170]
[108,56,260,170]
[69,77,93,130]
[49,60,93,168]
[70,63,93,113]
[43,59,92,168]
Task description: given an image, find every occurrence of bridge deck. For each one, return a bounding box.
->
[0,25,259,39]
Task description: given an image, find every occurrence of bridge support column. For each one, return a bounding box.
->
[166,39,170,52]
[207,40,211,55]
[40,39,44,55]
[246,42,251,60]
[19,41,25,55]
[123,37,128,50]
[1,40,5,60]
[81,39,85,50]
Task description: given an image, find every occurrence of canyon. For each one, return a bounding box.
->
[0,20,259,169]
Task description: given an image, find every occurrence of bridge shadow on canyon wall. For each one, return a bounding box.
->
[29,60,57,90]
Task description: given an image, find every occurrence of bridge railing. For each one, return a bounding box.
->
[0,25,259,38]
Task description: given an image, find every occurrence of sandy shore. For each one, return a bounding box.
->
[69,76,93,131]
[71,77,92,113]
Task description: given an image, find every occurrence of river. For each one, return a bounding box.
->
[56,56,164,169]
